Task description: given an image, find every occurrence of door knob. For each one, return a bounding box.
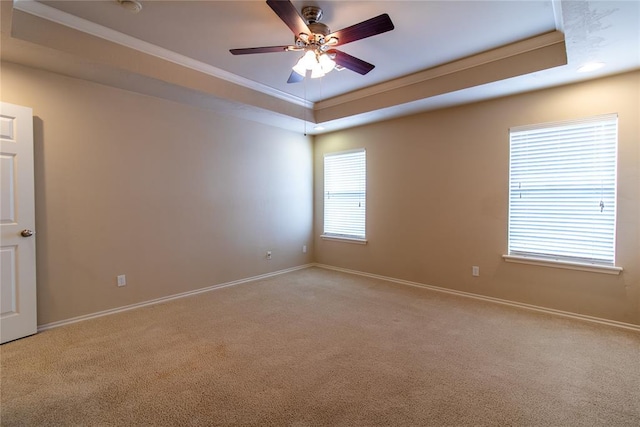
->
[20,229,34,237]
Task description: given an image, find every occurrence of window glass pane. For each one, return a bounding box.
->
[324,149,366,239]
[508,115,617,265]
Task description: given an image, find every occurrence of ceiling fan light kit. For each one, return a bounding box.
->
[292,50,336,79]
[230,0,394,83]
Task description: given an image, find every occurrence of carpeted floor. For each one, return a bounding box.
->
[1,267,639,426]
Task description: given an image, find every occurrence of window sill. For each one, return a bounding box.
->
[502,255,622,275]
[320,235,368,245]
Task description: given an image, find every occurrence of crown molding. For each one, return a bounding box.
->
[12,0,312,109]
[316,31,566,111]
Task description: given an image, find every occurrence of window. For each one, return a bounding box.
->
[323,149,366,241]
[507,114,618,269]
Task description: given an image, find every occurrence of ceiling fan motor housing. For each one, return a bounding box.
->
[309,22,330,36]
[302,6,323,24]
[295,7,332,48]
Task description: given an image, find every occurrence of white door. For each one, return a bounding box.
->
[0,102,37,344]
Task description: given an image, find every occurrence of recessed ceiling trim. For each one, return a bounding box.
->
[317,31,566,111]
[315,33,567,123]
[12,0,311,108]
[8,0,636,135]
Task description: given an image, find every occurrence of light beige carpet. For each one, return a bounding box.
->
[1,267,639,426]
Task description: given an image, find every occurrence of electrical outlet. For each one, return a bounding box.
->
[472,266,480,277]
[302,245,307,253]
[266,251,272,260]
[117,274,126,287]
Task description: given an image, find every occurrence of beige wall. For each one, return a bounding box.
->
[2,61,638,328]
[314,71,640,326]
[1,62,314,325]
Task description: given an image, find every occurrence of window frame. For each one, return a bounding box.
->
[504,114,622,275]
[321,148,367,244]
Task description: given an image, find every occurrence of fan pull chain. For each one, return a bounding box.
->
[303,75,308,136]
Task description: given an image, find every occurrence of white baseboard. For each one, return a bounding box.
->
[38,263,639,333]
[37,264,314,332]
[313,263,640,332]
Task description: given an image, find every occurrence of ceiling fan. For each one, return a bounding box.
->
[229,0,395,83]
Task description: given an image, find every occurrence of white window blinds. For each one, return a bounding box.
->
[323,149,366,239]
[508,114,618,265]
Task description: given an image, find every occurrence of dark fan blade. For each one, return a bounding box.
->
[329,49,375,75]
[266,0,311,36]
[327,14,394,46]
[287,70,305,84]
[230,46,292,55]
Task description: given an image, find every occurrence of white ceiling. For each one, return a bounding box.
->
[3,0,640,134]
